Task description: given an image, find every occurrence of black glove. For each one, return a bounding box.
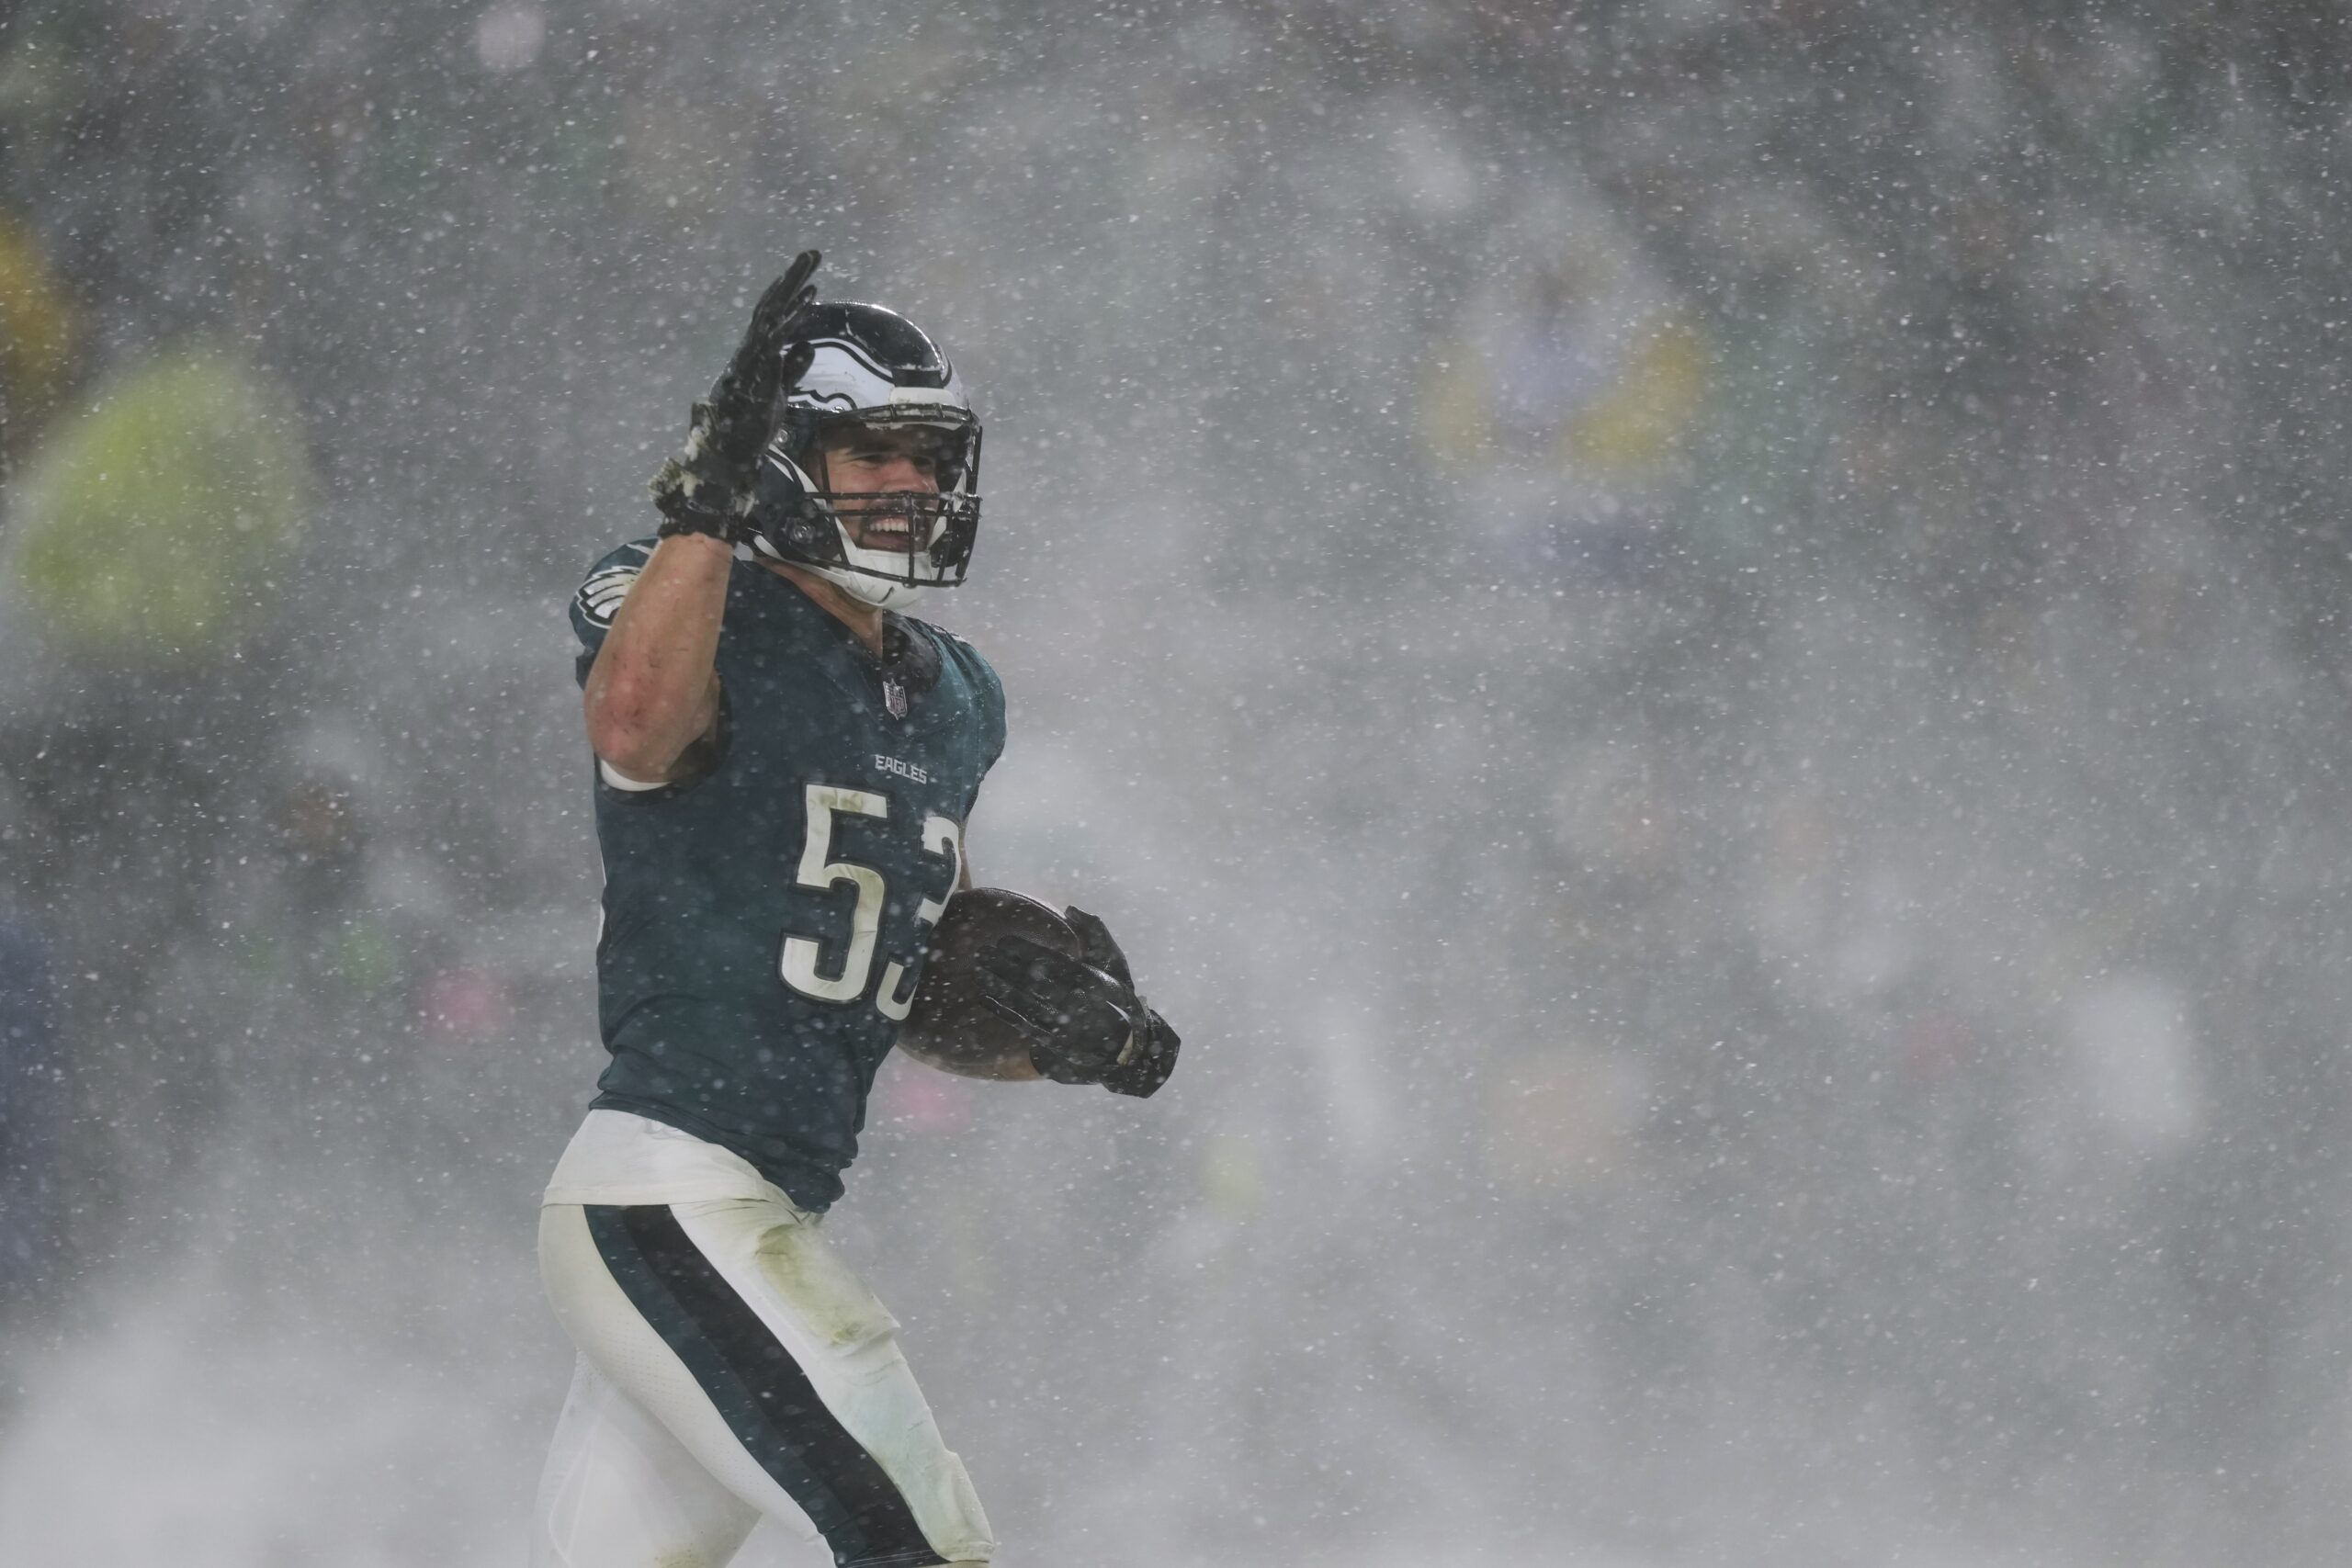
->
[649,250,821,542]
[976,907,1181,1098]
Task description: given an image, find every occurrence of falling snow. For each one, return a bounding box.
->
[3,5,2350,1566]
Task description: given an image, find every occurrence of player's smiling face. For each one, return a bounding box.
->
[822,425,944,554]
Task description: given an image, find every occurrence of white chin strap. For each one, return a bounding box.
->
[810,560,925,611]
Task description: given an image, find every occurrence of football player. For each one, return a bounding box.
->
[533,251,1180,1568]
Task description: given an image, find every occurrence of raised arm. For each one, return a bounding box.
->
[582,534,730,782]
[588,250,823,782]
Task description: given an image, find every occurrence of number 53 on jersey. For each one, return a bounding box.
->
[780,783,962,1021]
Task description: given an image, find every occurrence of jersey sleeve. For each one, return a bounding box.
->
[978,652,1006,779]
[570,537,658,687]
[945,635,1007,814]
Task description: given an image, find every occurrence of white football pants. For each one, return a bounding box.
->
[534,1195,994,1568]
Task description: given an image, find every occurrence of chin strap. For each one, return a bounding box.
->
[810,560,926,610]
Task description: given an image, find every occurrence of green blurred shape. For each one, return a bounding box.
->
[6,344,310,660]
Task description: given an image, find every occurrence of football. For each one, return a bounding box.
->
[899,887,1084,1069]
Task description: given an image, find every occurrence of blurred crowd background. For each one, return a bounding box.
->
[4,2,2351,1563]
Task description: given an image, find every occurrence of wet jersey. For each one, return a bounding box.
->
[570,538,1006,1211]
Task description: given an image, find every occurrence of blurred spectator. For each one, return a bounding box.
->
[262,769,409,1011]
[0,5,2346,1562]
[200,740,460,1095]
[4,342,307,662]
[0,342,314,1213]
[1421,202,1710,581]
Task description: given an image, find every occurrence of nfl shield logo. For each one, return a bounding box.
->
[884,678,908,720]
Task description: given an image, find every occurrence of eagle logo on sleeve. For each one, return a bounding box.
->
[574,545,650,630]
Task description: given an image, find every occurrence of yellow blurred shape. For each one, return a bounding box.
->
[6,344,310,660]
[1559,320,1708,471]
[0,213,76,416]
[1419,316,1711,479]
[1201,1131,1263,1220]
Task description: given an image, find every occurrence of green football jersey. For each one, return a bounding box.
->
[571,539,1006,1211]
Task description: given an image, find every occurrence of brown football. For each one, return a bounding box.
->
[898,887,1083,1070]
